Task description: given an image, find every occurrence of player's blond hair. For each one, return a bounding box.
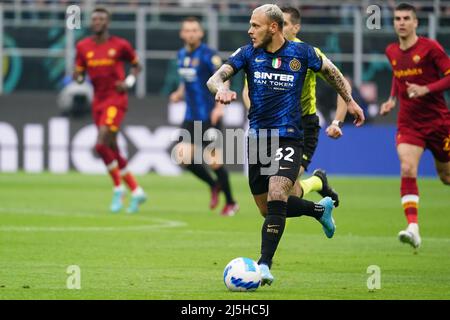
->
[253,4,284,30]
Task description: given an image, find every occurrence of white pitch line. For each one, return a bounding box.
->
[0,223,185,232]
[0,207,187,232]
[180,229,450,243]
[0,207,164,221]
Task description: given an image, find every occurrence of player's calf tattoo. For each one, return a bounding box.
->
[268,176,293,201]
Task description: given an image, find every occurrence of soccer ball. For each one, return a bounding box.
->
[223,257,261,292]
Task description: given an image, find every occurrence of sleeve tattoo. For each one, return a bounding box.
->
[207,64,235,94]
[320,58,352,103]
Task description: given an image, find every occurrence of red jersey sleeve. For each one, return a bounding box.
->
[120,39,139,65]
[390,76,397,98]
[427,40,450,93]
[75,42,86,73]
[385,45,398,98]
[429,40,450,76]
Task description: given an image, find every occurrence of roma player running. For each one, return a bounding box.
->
[74,7,147,213]
[380,3,450,249]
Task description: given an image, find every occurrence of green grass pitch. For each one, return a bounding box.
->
[0,172,449,299]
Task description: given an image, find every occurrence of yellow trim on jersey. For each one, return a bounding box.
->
[445,69,450,76]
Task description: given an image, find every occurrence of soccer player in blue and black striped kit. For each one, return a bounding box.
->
[171,17,239,216]
[208,4,365,285]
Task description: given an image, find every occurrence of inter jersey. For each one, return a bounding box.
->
[227,40,323,139]
[177,43,222,121]
[244,37,327,116]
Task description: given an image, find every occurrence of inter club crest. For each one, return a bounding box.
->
[191,58,200,67]
[211,55,222,68]
[289,58,301,71]
[108,48,117,57]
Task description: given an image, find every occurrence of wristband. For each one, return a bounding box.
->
[331,120,344,128]
[125,74,136,88]
[75,74,84,84]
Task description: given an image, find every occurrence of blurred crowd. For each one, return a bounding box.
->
[6,0,449,26]
[3,0,448,14]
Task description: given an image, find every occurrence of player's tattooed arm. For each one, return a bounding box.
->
[207,64,237,104]
[207,64,235,94]
[320,58,352,103]
[321,58,365,126]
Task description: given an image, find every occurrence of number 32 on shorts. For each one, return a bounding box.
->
[274,147,295,162]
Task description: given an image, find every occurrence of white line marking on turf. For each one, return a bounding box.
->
[0,223,185,232]
[180,229,450,243]
[0,207,187,232]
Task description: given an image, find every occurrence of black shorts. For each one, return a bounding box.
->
[248,136,303,195]
[301,114,321,170]
[179,120,223,148]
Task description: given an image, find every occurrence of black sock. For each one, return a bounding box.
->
[186,164,216,188]
[213,166,234,204]
[286,196,325,220]
[258,200,287,268]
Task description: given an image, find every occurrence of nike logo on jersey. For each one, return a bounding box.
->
[255,58,266,63]
[279,166,291,170]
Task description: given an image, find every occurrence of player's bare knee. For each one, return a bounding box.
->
[438,172,450,185]
[209,163,222,171]
[267,186,288,202]
[290,181,303,197]
[173,143,193,165]
[96,126,110,144]
[400,161,417,177]
[268,176,292,201]
[179,157,192,166]
[96,134,108,146]
[172,146,183,164]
